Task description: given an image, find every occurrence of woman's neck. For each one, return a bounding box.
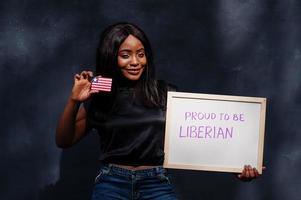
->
[116,75,139,89]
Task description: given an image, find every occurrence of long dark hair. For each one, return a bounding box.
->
[95,22,166,108]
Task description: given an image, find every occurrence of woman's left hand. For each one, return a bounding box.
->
[237,165,265,181]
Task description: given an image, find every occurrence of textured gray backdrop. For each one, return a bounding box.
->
[1,0,301,199]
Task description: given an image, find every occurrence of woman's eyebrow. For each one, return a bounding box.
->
[119,48,145,53]
[137,48,145,52]
[119,49,131,53]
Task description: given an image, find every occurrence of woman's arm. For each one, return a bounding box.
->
[56,99,87,148]
[55,71,97,148]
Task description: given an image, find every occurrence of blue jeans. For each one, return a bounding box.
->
[91,164,178,200]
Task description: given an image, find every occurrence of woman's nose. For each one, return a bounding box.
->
[130,55,139,66]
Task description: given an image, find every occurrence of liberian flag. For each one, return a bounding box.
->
[91,76,112,92]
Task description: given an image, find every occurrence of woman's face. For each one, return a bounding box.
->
[117,35,147,81]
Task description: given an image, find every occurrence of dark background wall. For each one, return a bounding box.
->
[1,0,301,199]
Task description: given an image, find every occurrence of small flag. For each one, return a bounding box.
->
[91,76,112,92]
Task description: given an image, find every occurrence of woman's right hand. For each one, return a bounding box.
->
[56,70,96,148]
[70,71,98,102]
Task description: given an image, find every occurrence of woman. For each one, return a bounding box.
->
[56,22,261,200]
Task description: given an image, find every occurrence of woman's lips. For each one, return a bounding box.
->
[125,68,142,75]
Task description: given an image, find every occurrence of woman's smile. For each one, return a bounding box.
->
[125,67,143,75]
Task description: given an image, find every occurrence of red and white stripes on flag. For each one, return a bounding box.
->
[91,76,112,92]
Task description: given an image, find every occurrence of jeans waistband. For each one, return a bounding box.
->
[99,163,167,178]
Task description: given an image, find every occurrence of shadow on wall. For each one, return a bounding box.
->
[170,169,243,200]
[39,133,100,200]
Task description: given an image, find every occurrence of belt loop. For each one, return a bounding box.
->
[101,163,112,175]
[108,163,113,174]
[155,166,161,174]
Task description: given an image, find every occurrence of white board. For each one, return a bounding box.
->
[163,92,266,174]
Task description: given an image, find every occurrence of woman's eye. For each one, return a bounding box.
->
[120,54,130,59]
[138,53,145,58]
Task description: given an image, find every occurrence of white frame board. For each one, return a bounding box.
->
[163,91,266,174]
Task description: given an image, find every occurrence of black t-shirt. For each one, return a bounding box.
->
[84,81,176,166]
